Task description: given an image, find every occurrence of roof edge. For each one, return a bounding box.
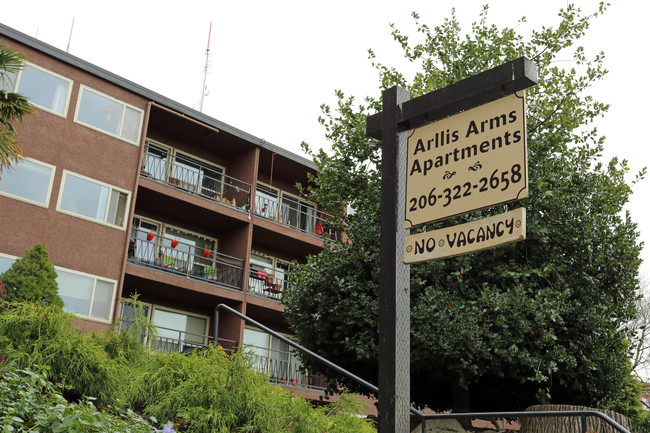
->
[0,22,316,170]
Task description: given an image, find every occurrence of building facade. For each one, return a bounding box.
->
[0,23,334,398]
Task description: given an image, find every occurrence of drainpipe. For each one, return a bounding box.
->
[269,152,277,186]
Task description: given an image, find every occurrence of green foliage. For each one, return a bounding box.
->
[285,3,644,412]
[0,366,159,433]
[0,44,32,175]
[609,375,648,430]
[0,302,126,406]
[0,244,63,308]
[132,348,374,433]
[0,301,375,433]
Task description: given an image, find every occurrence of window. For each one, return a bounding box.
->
[254,183,316,233]
[248,252,290,299]
[0,253,15,274]
[142,140,225,198]
[57,269,116,322]
[0,158,55,207]
[129,216,220,278]
[118,301,209,353]
[255,184,279,219]
[243,327,305,384]
[57,171,129,228]
[1,63,72,117]
[75,85,143,144]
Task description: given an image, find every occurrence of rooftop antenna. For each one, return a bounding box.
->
[66,18,75,53]
[198,21,212,112]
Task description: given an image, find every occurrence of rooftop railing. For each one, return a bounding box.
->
[141,144,251,213]
[128,227,245,291]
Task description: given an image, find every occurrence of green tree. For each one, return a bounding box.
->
[0,44,32,176]
[285,4,645,412]
[0,244,63,308]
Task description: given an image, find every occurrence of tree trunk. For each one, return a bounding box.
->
[520,404,631,433]
[450,374,473,431]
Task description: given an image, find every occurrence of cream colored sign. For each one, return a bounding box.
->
[405,91,528,228]
[403,208,526,264]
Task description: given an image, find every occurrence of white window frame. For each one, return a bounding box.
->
[56,170,131,230]
[57,266,118,324]
[118,300,210,348]
[74,85,144,145]
[248,250,291,298]
[4,62,73,118]
[255,182,316,219]
[143,139,226,195]
[0,157,56,208]
[0,252,117,324]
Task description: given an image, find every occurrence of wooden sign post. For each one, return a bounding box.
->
[368,57,537,433]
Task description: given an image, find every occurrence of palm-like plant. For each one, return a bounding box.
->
[0,45,33,177]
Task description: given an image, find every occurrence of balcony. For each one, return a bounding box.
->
[123,322,326,391]
[248,269,287,301]
[141,143,251,212]
[245,345,327,391]
[128,227,245,291]
[254,193,339,240]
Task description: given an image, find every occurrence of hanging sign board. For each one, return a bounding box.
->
[405,91,528,229]
[403,207,526,264]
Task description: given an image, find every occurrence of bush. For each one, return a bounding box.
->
[0,301,376,433]
[0,302,125,406]
[135,347,375,433]
[0,365,159,433]
[0,244,62,307]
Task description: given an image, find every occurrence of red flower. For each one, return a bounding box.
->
[446,302,451,308]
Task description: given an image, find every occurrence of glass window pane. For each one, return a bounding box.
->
[0,159,53,205]
[185,316,207,344]
[243,328,269,357]
[0,70,18,92]
[143,143,168,181]
[153,309,187,340]
[256,184,278,217]
[59,174,109,221]
[17,65,70,115]
[77,88,123,136]
[106,190,127,227]
[57,271,93,316]
[122,106,141,142]
[90,280,114,321]
[0,255,15,273]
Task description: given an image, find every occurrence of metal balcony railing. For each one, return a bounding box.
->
[254,194,340,241]
[244,346,326,391]
[128,227,245,291]
[119,317,326,391]
[247,269,288,300]
[141,144,251,212]
[120,320,237,355]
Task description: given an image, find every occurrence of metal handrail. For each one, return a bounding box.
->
[213,304,631,433]
[128,227,245,290]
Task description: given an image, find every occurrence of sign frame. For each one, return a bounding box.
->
[405,91,528,229]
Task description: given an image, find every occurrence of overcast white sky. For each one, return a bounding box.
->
[2,0,649,280]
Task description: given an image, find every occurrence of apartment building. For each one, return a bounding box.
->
[0,23,335,397]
